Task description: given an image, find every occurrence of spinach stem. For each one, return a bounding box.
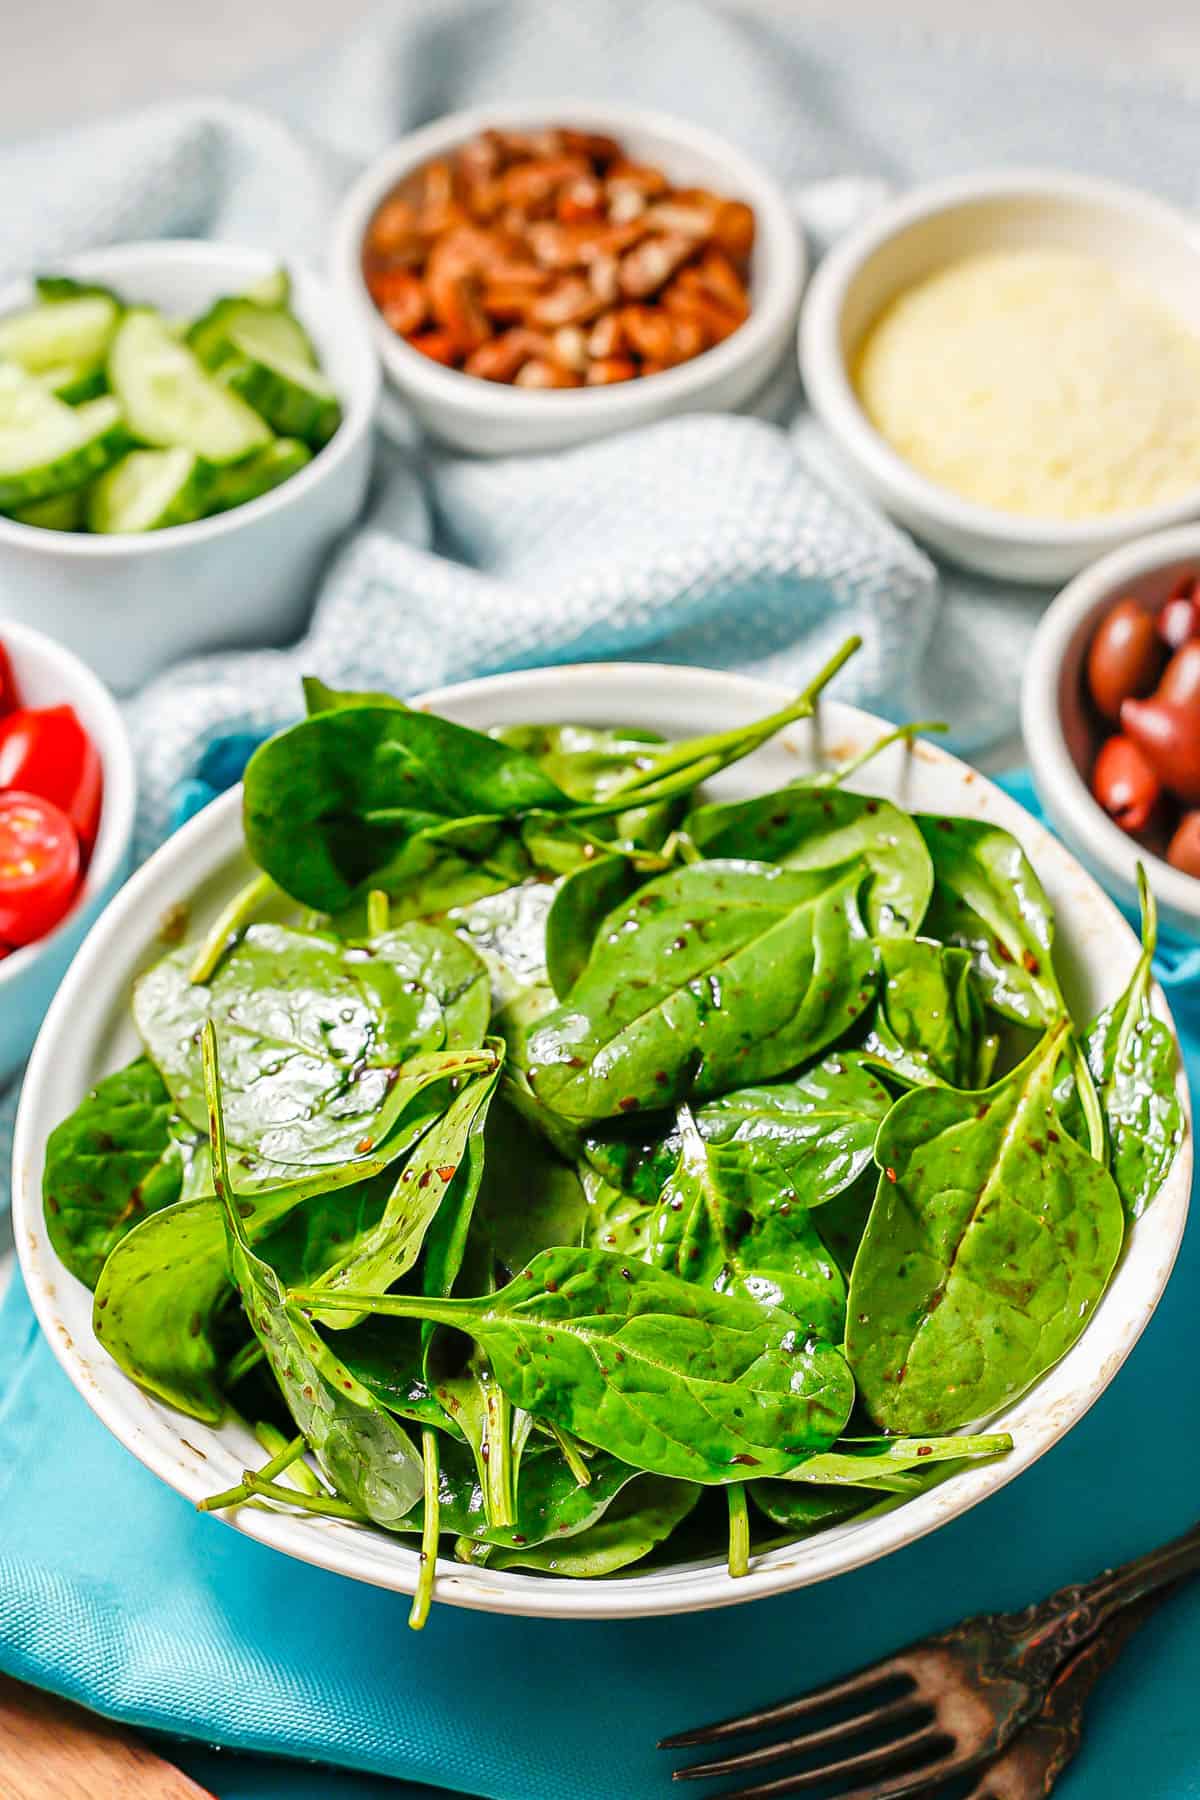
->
[409,1428,440,1631]
[549,1423,592,1487]
[1070,1036,1107,1165]
[197,1432,308,1513]
[1114,864,1156,1075]
[255,1420,322,1497]
[727,1481,751,1579]
[814,720,948,788]
[482,1377,516,1529]
[367,889,390,936]
[289,1285,473,1329]
[454,1535,492,1566]
[242,1472,366,1520]
[224,1339,266,1389]
[187,873,276,985]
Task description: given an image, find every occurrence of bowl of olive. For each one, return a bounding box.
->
[1024,525,1200,938]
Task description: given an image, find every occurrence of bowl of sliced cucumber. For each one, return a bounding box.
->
[0,242,379,693]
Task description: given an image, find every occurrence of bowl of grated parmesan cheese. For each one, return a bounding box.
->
[800,169,1200,582]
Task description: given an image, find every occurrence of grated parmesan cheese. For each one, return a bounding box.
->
[852,248,1200,520]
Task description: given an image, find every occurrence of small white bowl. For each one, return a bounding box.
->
[332,101,805,455]
[12,662,1190,1618]
[800,170,1200,583]
[0,242,379,694]
[1024,524,1200,940]
[0,621,135,1082]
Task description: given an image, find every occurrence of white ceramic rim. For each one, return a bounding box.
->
[799,167,1200,547]
[0,620,136,986]
[332,99,804,426]
[1023,522,1200,926]
[13,662,1192,1619]
[0,241,380,556]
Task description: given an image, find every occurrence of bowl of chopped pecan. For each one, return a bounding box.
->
[334,102,805,453]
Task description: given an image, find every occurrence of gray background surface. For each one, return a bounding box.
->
[2,0,1196,136]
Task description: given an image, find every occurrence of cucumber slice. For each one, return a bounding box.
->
[244,268,291,309]
[224,337,341,447]
[0,294,120,375]
[0,371,127,509]
[88,447,211,533]
[35,274,123,306]
[109,309,272,464]
[207,437,311,512]
[37,361,108,403]
[6,487,88,531]
[188,298,317,373]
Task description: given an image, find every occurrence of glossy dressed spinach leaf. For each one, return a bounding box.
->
[305,1051,502,1328]
[395,1434,649,1551]
[93,1046,492,1420]
[292,1244,856,1485]
[777,1432,1012,1492]
[917,816,1063,1025]
[43,1057,187,1289]
[861,938,984,1088]
[581,1168,657,1259]
[582,1053,893,1208]
[545,855,647,1001]
[687,783,932,937]
[134,921,486,1166]
[203,1024,425,1528]
[483,1475,700,1576]
[1079,872,1184,1220]
[494,722,681,850]
[524,860,878,1124]
[648,1105,847,1343]
[846,1021,1124,1433]
[749,1482,881,1535]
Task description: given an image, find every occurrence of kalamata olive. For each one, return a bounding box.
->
[1120,696,1200,804]
[1158,576,1200,650]
[1086,598,1165,721]
[1167,810,1200,878]
[1090,733,1162,833]
[1157,641,1200,710]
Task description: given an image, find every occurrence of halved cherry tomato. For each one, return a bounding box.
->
[0,640,16,716]
[0,791,80,946]
[0,704,101,852]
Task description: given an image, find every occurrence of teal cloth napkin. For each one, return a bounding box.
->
[1,774,1198,1800]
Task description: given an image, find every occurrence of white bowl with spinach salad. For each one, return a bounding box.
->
[0,242,377,692]
[14,649,1191,1621]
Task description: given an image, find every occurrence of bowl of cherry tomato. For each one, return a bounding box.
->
[1024,525,1200,940]
[0,622,135,1081]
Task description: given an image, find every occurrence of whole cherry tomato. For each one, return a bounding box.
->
[1086,598,1164,721]
[0,791,80,946]
[1091,733,1162,833]
[1167,810,1200,878]
[0,704,101,852]
[0,639,16,716]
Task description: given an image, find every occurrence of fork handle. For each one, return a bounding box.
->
[1006,1516,1200,1682]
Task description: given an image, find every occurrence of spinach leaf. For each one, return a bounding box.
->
[243,703,573,913]
[43,1057,186,1289]
[292,1245,856,1485]
[305,1051,502,1327]
[860,938,984,1088]
[813,1173,876,1282]
[916,816,1063,1025]
[303,675,407,715]
[581,1168,657,1259]
[545,855,646,1001]
[396,1434,649,1551]
[134,921,486,1166]
[335,1315,457,1435]
[203,1022,424,1527]
[524,860,877,1124]
[494,722,681,850]
[581,1053,893,1208]
[777,1432,1012,1492]
[93,1046,493,1420]
[1080,870,1184,1219]
[483,1476,700,1575]
[749,1482,881,1535]
[648,1105,847,1343]
[475,1101,589,1277]
[687,784,932,937]
[846,1021,1124,1433]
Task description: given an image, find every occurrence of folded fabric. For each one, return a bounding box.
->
[1,774,1197,1800]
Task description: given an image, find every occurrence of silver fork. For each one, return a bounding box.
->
[660,1519,1200,1799]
